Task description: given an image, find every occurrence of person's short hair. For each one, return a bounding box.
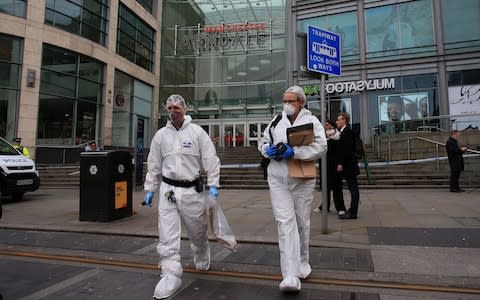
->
[13,137,21,143]
[285,85,306,104]
[451,130,460,136]
[337,112,350,124]
[325,119,336,128]
[166,94,187,108]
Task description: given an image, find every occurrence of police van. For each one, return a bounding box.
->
[0,137,40,206]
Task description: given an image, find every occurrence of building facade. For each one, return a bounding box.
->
[0,0,160,164]
[1,0,479,164]
[291,0,480,139]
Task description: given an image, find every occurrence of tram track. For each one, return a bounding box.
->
[1,248,479,296]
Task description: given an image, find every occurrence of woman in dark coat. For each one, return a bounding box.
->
[316,120,346,214]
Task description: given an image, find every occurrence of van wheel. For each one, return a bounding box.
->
[12,192,24,201]
[0,191,2,219]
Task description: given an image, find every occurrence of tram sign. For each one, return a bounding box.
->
[307,25,341,76]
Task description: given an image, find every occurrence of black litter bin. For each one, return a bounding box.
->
[80,150,133,222]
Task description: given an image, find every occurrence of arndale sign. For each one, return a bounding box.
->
[179,21,269,53]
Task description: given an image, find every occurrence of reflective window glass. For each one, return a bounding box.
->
[38,45,104,145]
[136,0,153,14]
[365,0,435,60]
[160,0,287,116]
[44,0,108,45]
[442,0,480,53]
[297,11,359,62]
[0,0,26,18]
[117,4,155,72]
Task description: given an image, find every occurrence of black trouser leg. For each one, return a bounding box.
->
[346,176,360,216]
[450,171,460,191]
[332,175,346,212]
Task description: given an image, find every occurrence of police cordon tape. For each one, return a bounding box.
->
[220,153,480,169]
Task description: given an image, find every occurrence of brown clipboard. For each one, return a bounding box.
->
[287,123,314,146]
[286,123,316,178]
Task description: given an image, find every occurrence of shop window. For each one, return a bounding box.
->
[38,45,104,145]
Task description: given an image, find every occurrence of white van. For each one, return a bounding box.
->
[0,137,40,204]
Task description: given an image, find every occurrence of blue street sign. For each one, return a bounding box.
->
[307,26,341,76]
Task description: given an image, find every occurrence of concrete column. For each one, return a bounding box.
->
[18,0,46,159]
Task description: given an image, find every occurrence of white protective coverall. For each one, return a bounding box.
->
[258,109,327,287]
[144,115,220,299]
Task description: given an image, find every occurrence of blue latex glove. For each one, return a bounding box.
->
[280,144,294,159]
[265,145,278,158]
[142,191,154,207]
[209,186,219,198]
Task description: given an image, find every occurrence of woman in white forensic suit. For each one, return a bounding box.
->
[258,86,327,292]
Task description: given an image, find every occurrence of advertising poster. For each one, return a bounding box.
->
[378,92,428,123]
[448,85,480,130]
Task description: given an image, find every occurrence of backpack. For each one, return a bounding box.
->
[259,115,282,179]
[353,132,365,161]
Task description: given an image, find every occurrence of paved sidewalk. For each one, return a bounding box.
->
[1,187,480,286]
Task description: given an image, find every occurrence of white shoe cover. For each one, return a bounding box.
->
[279,276,301,292]
[299,263,311,279]
[152,275,182,299]
[193,252,210,271]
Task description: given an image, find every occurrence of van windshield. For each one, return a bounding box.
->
[0,138,21,155]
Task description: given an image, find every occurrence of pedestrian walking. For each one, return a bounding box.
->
[258,85,327,292]
[143,94,222,299]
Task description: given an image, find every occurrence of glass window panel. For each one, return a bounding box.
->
[37,94,74,144]
[79,56,103,82]
[44,0,107,45]
[0,87,18,139]
[84,0,103,15]
[81,23,102,43]
[77,79,101,102]
[0,0,26,17]
[42,46,77,75]
[45,8,54,25]
[442,0,480,50]
[54,0,81,19]
[298,11,358,60]
[76,100,97,142]
[40,70,76,97]
[134,80,152,101]
[365,0,434,57]
[0,61,20,89]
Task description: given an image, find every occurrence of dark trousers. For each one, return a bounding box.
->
[325,175,346,212]
[345,176,360,216]
[450,171,461,191]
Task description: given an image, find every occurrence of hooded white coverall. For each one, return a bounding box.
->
[144,115,220,298]
[258,109,327,282]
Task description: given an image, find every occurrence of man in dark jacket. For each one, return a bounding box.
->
[446,130,467,192]
[336,113,360,219]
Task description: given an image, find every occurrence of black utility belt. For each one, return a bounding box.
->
[162,176,203,193]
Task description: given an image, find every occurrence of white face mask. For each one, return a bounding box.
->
[283,103,296,116]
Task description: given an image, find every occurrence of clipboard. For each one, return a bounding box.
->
[287,123,314,146]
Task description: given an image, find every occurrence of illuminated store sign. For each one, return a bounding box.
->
[304,78,395,95]
[178,21,270,53]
